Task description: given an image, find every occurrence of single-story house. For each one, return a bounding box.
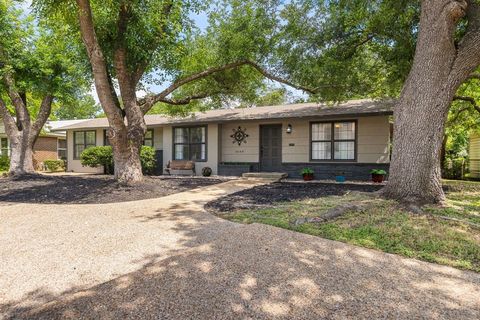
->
[53,99,393,180]
[0,119,84,169]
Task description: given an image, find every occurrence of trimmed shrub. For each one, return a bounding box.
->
[80,146,114,173]
[0,155,9,172]
[140,146,156,174]
[80,145,156,175]
[44,159,65,172]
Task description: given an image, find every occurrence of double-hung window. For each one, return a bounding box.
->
[0,138,8,156]
[173,126,206,161]
[103,129,154,147]
[144,129,154,147]
[74,131,96,159]
[311,121,356,161]
[58,139,67,160]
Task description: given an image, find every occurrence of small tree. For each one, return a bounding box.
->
[0,1,88,175]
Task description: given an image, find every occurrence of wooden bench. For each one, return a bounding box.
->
[164,160,196,175]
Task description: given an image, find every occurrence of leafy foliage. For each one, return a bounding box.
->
[300,167,314,175]
[0,0,91,118]
[80,146,114,171]
[43,159,65,172]
[0,155,9,171]
[80,145,156,174]
[53,94,102,120]
[139,146,156,174]
[370,169,387,175]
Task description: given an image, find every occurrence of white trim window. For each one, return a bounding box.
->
[173,126,206,161]
[0,137,8,156]
[311,121,356,161]
[58,139,67,160]
[74,131,96,159]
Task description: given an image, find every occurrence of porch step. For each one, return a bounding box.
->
[242,172,288,181]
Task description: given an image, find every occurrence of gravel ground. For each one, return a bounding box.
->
[206,181,382,213]
[1,179,479,319]
[0,174,229,204]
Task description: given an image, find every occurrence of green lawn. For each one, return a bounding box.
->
[220,180,480,272]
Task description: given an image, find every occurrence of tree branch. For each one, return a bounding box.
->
[133,1,174,84]
[448,105,470,124]
[3,72,30,130]
[449,0,480,87]
[114,1,136,106]
[154,92,218,106]
[31,95,53,139]
[453,95,480,113]
[0,96,17,135]
[468,73,480,81]
[341,34,375,60]
[139,60,323,113]
[76,0,124,127]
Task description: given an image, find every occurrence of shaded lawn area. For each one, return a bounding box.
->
[207,180,480,272]
[0,174,230,204]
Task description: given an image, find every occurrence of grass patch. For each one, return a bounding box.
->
[221,181,480,272]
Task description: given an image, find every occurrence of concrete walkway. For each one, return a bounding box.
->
[0,178,479,319]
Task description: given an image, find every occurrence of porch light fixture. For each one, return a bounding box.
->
[286,124,293,134]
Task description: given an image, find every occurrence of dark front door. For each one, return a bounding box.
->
[260,124,282,171]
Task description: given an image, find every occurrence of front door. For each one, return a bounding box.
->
[260,124,282,171]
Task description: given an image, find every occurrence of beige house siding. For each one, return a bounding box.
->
[221,122,260,162]
[66,127,164,173]
[357,116,390,163]
[63,115,390,175]
[470,133,480,178]
[220,116,390,164]
[67,128,104,173]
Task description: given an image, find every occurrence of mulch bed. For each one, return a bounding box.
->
[0,174,230,204]
[205,181,383,213]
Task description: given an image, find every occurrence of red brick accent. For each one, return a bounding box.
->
[33,137,58,170]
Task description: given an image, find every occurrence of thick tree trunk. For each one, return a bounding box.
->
[383,92,451,204]
[112,145,143,183]
[8,135,35,175]
[382,0,474,204]
[76,0,148,184]
[107,125,144,184]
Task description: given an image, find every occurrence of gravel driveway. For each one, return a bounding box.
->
[1,179,479,319]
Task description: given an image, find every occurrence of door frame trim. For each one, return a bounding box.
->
[259,124,283,171]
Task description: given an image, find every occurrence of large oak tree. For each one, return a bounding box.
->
[382,0,480,203]
[35,0,311,183]
[219,0,480,204]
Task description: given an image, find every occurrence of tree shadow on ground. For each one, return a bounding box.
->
[2,196,479,320]
[0,174,228,204]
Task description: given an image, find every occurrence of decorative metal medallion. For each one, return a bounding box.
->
[230,126,249,145]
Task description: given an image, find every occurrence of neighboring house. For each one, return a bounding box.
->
[53,99,393,180]
[469,132,480,178]
[0,119,84,170]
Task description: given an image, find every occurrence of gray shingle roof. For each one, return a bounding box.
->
[52,99,394,131]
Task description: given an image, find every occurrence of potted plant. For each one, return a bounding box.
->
[300,168,314,181]
[370,169,387,183]
[202,166,212,177]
